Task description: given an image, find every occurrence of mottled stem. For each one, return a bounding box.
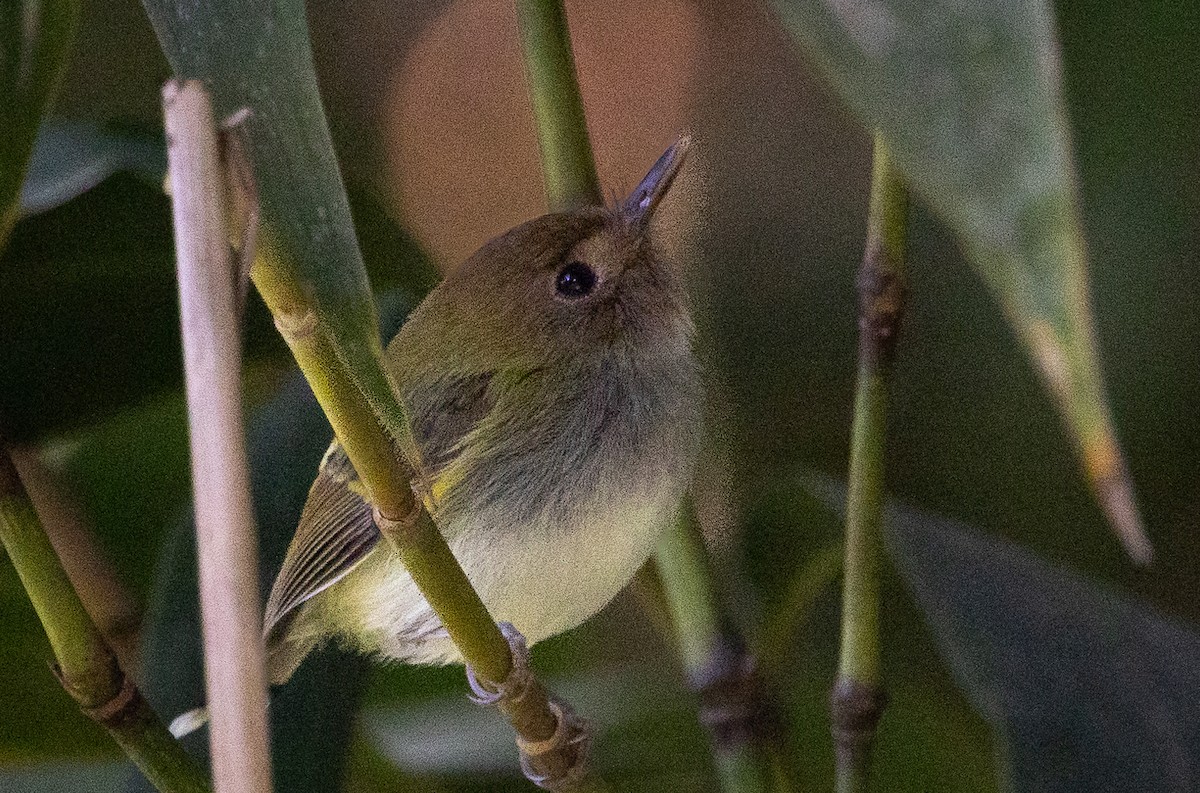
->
[832,134,908,793]
[657,502,784,793]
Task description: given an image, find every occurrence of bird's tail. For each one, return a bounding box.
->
[168,706,210,738]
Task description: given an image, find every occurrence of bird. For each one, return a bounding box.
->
[260,137,702,686]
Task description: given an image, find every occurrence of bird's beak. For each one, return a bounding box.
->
[623,136,691,229]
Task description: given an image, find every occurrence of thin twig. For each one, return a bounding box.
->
[832,134,909,793]
[515,0,602,212]
[655,501,784,793]
[512,2,785,789]
[0,445,211,793]
[164,78,272,793]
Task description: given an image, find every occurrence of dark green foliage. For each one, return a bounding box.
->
[20,121,165,217]
[887,499,1200,792]
[0,0,80,248]
[1,0,1198,790]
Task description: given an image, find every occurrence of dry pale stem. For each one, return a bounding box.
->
[164,78,272,793]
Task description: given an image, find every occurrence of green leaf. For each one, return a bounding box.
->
[885,498,1200,790]
[0,171,427,441]
[770,0,1150,561]
[141,0,385,400]
[0,0,81,251]
[0,176,182,442]
[20,121,166,217]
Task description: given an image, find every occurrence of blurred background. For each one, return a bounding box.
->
[1,1,1197,790]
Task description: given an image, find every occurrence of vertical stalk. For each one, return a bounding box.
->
[511,4,785,789]
[0,446,211,793]
[164,79,272,793]
[515,0,602,212]
[656,502,781,793]
[832,135,909,793]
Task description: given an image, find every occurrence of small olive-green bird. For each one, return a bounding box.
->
[261,139,702,683]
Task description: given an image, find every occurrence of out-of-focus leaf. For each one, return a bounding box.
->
[141,0,392,416]
[126,293,413,793]
[19,121,165,217]
[0,176,182,442]
[0,761,130,792]
[746,477,998,791]
[771,0,1150,561]
[364,667,696,779]
[883,493,1200,790]
[0,0,80,250]
[0,169,429,442]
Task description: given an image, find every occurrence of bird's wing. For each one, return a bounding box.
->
[262,371,502,644]
[262,442,378,643]
[407,370,497,474]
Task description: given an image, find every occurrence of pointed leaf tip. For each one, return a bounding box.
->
[1086,443,1153,566]
[771,0,1148,562]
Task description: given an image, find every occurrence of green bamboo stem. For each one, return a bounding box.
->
[249,146,587,784]
[655,506,724,673]
[143,1,590,785]
[259,248,515,689]
[510,4,784,788]
[832,135,909,793]
[0,446,212,793]
[656,503,779,793]
[260,191,591,791]
[515,0,602,212]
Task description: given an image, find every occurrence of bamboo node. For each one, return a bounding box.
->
[273,309,319,342]
[53,660,144,730]
[371,498,424,545]
[690,635,784,752]
[829,676,888,765]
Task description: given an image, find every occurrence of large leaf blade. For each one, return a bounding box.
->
[887,499,1200,790]
[771,0,1149,560]
[140,0,382,375]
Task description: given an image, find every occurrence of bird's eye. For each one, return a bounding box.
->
[555,261,596,298]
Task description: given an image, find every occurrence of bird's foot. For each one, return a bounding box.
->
[465,622,592,791]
